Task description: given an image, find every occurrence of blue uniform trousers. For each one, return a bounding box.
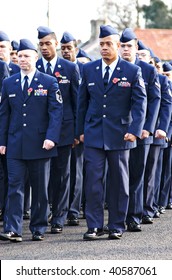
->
[143,145,161,217]
[0,155,8,212]
[153,148,164,212]
[127,144,150,224]
[50,145,72,226]
[84,147,130,232]
[68,142,84,218]
[159,146,172,207]
[4,158,50,235]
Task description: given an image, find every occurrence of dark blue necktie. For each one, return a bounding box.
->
[23,75,28,96]
[46,62,53,75]
[103,66,110,88]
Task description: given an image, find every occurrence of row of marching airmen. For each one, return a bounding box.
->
[0,24,171,242]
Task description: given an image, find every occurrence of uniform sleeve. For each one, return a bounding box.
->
[46,77,63,144]
[128,67,147,138]
[143,67,161,134]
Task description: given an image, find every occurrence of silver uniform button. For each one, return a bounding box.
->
[103,105,106,108]
[23,123,27,126]
[104,95,107,98]
[23,113,26,116]
[23,104,26,107]
[103,115,106,118]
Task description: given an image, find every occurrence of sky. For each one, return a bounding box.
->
[0,0,103,45]
[0,0,172,47]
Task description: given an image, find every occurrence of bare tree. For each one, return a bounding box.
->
[97,0,142,31]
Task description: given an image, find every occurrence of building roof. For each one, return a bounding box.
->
[134,28,172,61]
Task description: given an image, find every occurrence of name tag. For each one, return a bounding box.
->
[88,83,95,86]
[9,94,16,97]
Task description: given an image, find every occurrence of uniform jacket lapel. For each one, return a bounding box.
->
[106,57,123,92]
[54,57,64,74]
[36,59,45,73]
[94,60,104,91]
[13,73,23,100]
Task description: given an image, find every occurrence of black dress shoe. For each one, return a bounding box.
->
[159,206,166,214]
[67,217,79,226]
[23,211,30,220]
[103,224,109,234]
[83,228,104,240]
[154,211,160,218]
[142,215,153,224]
[32,231,44,241]
[127,221,142,232]
[108,229,122,239]
[166,203,172,209]
[51,224,63,234]
[0,231,22,242]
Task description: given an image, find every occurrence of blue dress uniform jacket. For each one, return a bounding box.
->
[77,56,147,232]
[0,60,9,89]
[135,58,161,144]
[127,60,161,225]
[143,73,172,218]
[36,56,79,227]
[0,70,63,159]
[36,57,79,146]
[0,60,9,217]
[77,57,147,150]
[153,74,172,145]
[8,61,20,76]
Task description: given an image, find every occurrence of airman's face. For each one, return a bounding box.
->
[119,40,137,62]
[0,41,12,62]
[99,35,120,64]
[61,41,77,62]
[38,35,58,61]
[18,49,38,73]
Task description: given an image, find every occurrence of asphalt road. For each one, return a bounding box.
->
[0,209,172,260]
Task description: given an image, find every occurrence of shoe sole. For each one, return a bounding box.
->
[83,236,99,240]
[10,237,22,242]
[51,230,63,234]
[0,234,22,242]
[108,235,122,240]
[32,237,44,241]
[127,229,142,232]
[0,235,11,241]
[83,232,104,241]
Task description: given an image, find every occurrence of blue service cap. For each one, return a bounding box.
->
[0,31,10,41]
[99,25,119,38]
[154,56,161,63]
[137,40,149,50]
[17,39,37,52]
[149,48,155,58]
[120,28,137,42]
[37,26,54,39]
[60,32,76,43]
[11,40,19,51]
[163,62,172,72]
[76,48,94,61]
